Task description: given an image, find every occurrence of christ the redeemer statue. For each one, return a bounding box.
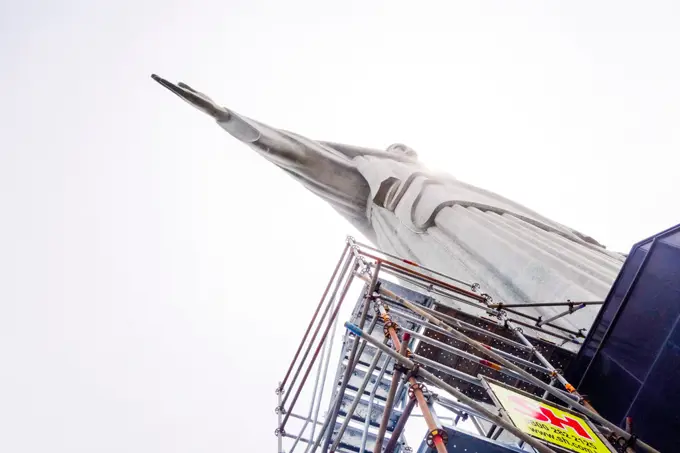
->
[151,74,623,349]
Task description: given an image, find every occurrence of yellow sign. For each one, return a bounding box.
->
[487,382,611,453]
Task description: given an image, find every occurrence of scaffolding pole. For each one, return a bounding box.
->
[290,286,342,453]
[277,381,283,453]
[318,261,381,453]
[371,338,408,453]
[508,321,599,413]
[377,264,587,340]
[357,250,486,303]
[279,258,358,432]
[376,295,532,352]
[359,353,391,453]
[536,303,587,327]
[328,344,386,452]
[489,300,604,309]
[353,240,476,289]
[366,282,581,403]
[277,240,660,453]
[376,304,448,453]
[278,243,350,393]
[279,250,354,409]
[369,280,660,453]
[345,321,559,453]
[402,327,551,380]
[402,326,550,374]
[383,395,416,453]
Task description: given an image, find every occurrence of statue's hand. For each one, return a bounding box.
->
[151,74,231,121]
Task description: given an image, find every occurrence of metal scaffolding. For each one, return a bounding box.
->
[274,237,659,453]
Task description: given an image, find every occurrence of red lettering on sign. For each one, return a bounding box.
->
[508,395,548,421]
[539,407,592,440]
[507,395,592,439]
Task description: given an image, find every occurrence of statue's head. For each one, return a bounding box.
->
[386,143,418,160]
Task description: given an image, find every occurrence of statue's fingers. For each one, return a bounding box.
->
[151,73,223,118]
[177,81,220,108]
[178,82,198,93]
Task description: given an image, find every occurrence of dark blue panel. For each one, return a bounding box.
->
[567,244,649,383]
[626,335,680,453]
[570,223,680,453]
[659,228,680,248]
[578,352,641,424]
[602,242,680,379]
[416,427,525,453]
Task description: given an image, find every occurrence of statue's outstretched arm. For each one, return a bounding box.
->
[151,74,307,166]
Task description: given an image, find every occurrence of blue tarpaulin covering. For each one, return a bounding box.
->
[568,223,680,452]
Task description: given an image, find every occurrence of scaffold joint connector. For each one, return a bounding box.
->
[426,428,449,447]
[394,362,410,374]
[383,320,400,338]
[408,382,429,400]
[406,364,421,381]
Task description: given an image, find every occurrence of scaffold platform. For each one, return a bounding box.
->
[275,238,660,453]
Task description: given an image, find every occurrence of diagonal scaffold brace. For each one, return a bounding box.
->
[360,275,661,453]
[373,300,448,453]
[344,321,559,453]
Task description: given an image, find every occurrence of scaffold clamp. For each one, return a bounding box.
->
[394,362,410,374]
[611,433,637,452]
[383,320,400,338]
[426,428,449,447]
[408,382,429,400]
[406,363,421,381]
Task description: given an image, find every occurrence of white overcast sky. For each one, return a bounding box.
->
[1,1,679,452]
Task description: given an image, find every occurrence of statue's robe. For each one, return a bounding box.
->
[152,74,624,351]
[352,154,623,348]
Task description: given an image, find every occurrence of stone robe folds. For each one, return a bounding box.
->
[152,74,624,351]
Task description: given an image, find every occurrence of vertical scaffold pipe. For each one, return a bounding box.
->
[344,322,558,453]
[371,339,408,453]
[291,288,343,453]
[378,306,447,453]
[508,322,593,408]
[383,328,418,453]
[320,260,382,453]
[305,316,380,453]
[277,381,284,453]
[279,243,350,392]
[383,392,416,453]
[368,281,660,453]
[359,354,391,453]
[279,259,358,431]
[328,344,386,452]
[280,249,354,408]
